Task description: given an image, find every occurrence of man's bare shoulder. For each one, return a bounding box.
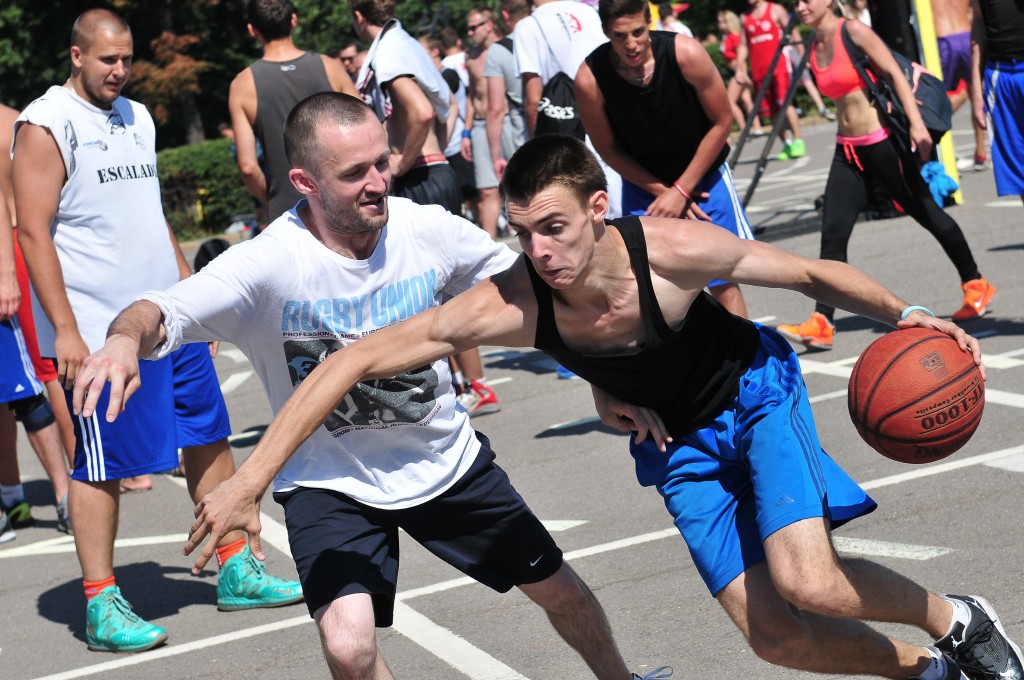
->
[320,54,357,94]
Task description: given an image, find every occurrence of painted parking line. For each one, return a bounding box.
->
[833,537,953,560]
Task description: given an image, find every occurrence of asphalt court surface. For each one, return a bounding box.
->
[3,108,1023,679]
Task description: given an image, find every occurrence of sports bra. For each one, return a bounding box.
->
[811,19,871,99]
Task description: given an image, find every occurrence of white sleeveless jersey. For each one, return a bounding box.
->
[14,86,179,354]
[140,198,518,509]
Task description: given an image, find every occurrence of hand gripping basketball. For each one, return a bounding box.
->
[848,327,985,464]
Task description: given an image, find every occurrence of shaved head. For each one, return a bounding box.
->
[70,8,131,52]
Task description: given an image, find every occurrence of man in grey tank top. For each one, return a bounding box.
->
[229,0,355,223]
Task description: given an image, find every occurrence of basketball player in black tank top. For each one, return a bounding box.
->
[202,134,1020,680]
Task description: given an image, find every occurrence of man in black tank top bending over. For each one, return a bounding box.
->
[229,0,355,223]
[207,134,1021,680]
[575,0,753,318]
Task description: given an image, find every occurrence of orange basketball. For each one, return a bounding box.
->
[848,327,984,464]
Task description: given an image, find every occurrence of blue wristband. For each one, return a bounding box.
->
[900,305,934,320]
[462,130,471,139]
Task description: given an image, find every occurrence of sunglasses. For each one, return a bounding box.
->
[466,21,489,32]
[340,55,355,62]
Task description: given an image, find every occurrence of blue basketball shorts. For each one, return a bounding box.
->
[68,354,177,482]
[984,60,1024,197]
[0,319,44,404]
[171,342,232,448]
[630,325,877,596]
[622,162,755,288]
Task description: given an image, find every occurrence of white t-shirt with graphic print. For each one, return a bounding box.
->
[140,198,517,509]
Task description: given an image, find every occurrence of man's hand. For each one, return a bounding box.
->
[897,311,986,380]
[0,269,19,321]
[646,187,711,221]
[493,157,507,180]
[72,334,143,421]
[461,136,473,162]
[184,475,265,573]
[55,330,93,390]
[592,385,672,451]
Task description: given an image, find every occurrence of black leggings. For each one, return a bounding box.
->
[815,136,981,320]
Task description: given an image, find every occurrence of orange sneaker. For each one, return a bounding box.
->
[952,278,997,320]
[777,312,835,350]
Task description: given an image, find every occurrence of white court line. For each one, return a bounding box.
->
[809,388,848,404]
[833,536,953,560]
[392,602,528,680]
[215,347,249,364]
[218,370,253,396]
[751,315,776,324]
[32,445,1024,680]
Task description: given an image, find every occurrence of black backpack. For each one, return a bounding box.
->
[839,21,952,157]
[536,72,585,139]
[530,18,586,140]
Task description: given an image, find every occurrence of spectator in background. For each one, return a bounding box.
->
[783,42,835,120]
[419,33,478,223]
[338,37,364,79]
[353,0,502,415]
[735,0,806,160]
[970,0,1024,206]
[844,0,872,27]
[486,0,530,181]
[463,7,506,239]
[932,0,989,172]
[656,3,692,37]
[229,0,355,224]
[717,10,766,136]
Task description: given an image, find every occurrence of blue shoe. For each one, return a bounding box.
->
[555,364,579,380]
[86,586,168,653]
[1,498,33,528]
[217,545,304,611]
[633,667,673,680]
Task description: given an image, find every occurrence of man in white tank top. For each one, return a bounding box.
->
[13,8,302,654]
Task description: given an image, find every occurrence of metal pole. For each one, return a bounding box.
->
[741,29,814,208]
[728,15,802,169]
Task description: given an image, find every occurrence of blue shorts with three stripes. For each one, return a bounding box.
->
[630,325,877,596]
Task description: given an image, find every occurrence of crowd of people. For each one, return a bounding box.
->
[3,0,1023,678]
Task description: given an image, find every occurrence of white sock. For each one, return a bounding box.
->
[916,647,949,680]
[452,370,464,387]
[942,597,972,637]
[1,484,24,507]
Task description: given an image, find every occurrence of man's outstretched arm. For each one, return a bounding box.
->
[183,262,538,570]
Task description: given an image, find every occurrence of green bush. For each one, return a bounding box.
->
[158,138,254,240]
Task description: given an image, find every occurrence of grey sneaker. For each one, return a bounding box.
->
[910,647,968,679]
[937,595,1024,680]
[632,667,673,680]
[57,494,72,535]
[0,510,15,544]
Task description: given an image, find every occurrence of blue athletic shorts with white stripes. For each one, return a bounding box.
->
[67,354,177,482]
[630,325,877,596]
[0,318,43,404]
[621,162,756,288]
[985,60,1024,197]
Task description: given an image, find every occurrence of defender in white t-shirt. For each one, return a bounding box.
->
[75,93,641,680]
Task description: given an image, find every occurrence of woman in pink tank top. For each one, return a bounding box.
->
[775,0,995,351]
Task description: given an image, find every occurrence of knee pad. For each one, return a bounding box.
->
[10,393,55,433]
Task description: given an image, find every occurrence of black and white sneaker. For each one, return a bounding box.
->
[0,510,15,544]
[937,595,1024,680]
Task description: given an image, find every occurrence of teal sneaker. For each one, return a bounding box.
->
[1,499,33,528]
[86,586,168,653]
[216,546,304,611]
